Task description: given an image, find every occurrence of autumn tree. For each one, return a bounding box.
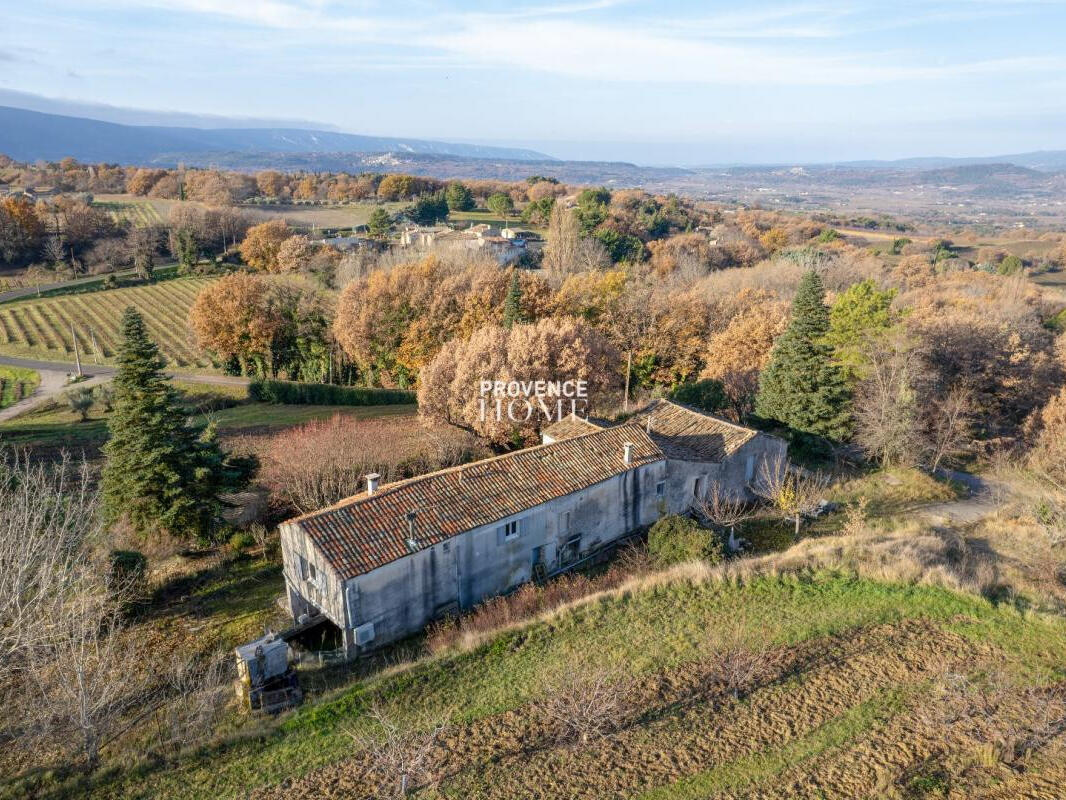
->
[0,195,44,264]
[126,168,166,195]
[239,219,291,272]
[377,174,416,201]
[418,317,621,446]
[276,234,315,272]
[755,271,851,441]
[256,170,287,199]
[189,272,282,375]
[701,298,789,418]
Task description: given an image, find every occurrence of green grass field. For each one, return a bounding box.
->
[0,365,39,410]
[0,379,416,448]
[0,276,216,368]
[24,570,1066,800]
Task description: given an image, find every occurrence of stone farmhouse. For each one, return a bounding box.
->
[279,400,785,657]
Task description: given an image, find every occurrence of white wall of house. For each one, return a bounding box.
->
[662,434,787,514]
[279,522,347,629]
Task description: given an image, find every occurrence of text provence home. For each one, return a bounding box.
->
[479,380,589,398]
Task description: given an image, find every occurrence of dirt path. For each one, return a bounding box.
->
[913,469,1006,526]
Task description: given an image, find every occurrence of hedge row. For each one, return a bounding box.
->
[248,379,416,407]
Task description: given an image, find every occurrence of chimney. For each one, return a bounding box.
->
[623,442,634,465]
[405,511,419,552]
[366,473,380,496]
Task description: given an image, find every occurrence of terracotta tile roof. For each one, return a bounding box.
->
[286,425,664,580]
[627,399,759,462]
[541,414,605,442]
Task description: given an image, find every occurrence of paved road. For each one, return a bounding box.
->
[0,354,249,423]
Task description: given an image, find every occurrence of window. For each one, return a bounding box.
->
[655,481,666,499]
[502,519,520,541]
[745,455,756,482]
[442,541,451,553]
[558,511,570,533]
[693,477,703,498]
[308,561,317,581]
[298,555,309,580]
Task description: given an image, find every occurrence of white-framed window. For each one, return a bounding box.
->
[502,519,520,541]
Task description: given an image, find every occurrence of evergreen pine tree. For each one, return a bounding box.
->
[754,271,850,440]
[503,271,524,328]
[101,308,256,540]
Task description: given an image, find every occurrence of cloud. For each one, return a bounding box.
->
[424,19,1062,86]
[59,0,1066,87]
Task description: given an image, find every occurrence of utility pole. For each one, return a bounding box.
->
[70,322,82,377]
[623,351,632,413]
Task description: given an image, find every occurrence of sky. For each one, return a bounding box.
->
[1,0,1065,165]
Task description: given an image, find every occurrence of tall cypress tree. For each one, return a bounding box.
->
[502,271,524,329]
[101,308,256,540]
[755,271,850,440]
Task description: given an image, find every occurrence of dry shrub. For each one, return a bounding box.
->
[535,666,634,746]
[153,651,231,754]
[256,415,485,514]
[841,496,871,536]
[923,670,1066,766]
[703,626,777,700]
[425,545,652,654]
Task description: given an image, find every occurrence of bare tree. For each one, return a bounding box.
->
[926,386,973,472]
[0,451,97,678]
[0,450,155,773]
[853,335,924,467]
[695,481,755,551]
[536,666,632,746]
[542,202,579,276]
[754,454,829,537]
[345,704,449,798]
[25,578,146,770]
[43,232,67,271]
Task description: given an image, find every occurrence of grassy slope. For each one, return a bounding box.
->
[35,570,1066,800]
[0,365,39,409]
[0,379,416,449]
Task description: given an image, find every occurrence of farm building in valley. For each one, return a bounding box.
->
[279,400,785,657]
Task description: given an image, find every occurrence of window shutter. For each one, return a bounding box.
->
[497,526,505,546]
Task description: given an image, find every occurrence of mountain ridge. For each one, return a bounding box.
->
[0,106,553,165]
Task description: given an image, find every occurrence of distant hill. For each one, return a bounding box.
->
[0,106,553,165]
[840,150,1066,172]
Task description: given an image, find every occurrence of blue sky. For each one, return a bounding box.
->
[1,0,1065,164]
